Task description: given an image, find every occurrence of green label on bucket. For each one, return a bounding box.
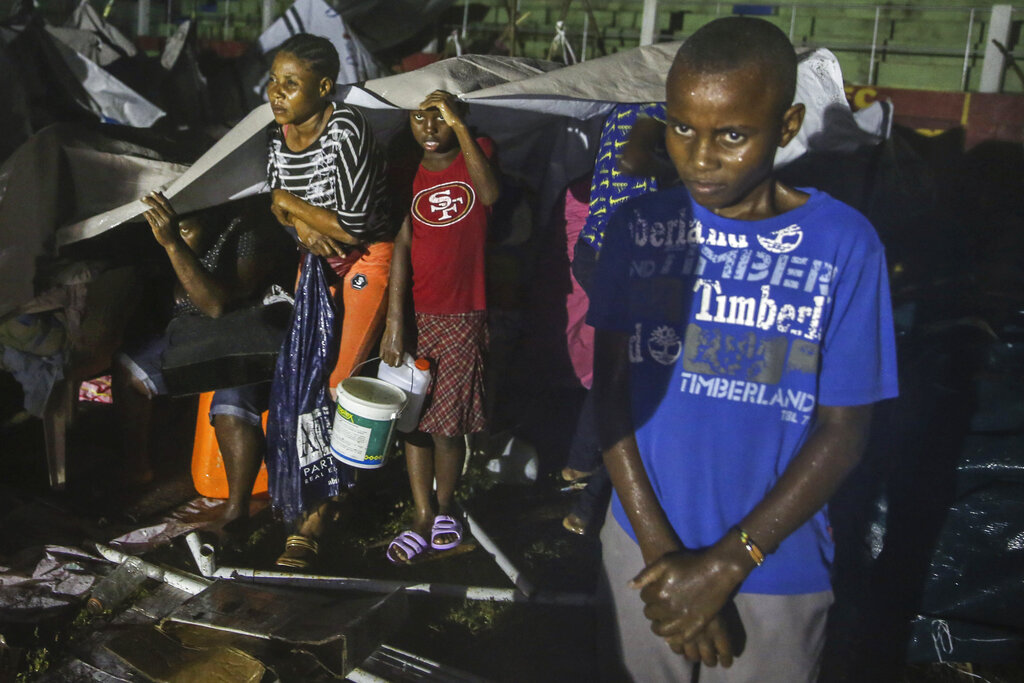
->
[331,402,393,467]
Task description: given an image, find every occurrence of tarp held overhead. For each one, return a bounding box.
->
[0,124,189,318]
[55,44,881,257]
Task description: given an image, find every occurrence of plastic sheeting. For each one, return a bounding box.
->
[0,545,98,621]
[824,294,1024,673]
[107,497,268,552]
[344,54,557,111]
[258,0,382,84]
[64,0,137,61]
[1,13,162,129]
[56,104,272,248]
[266,254,351,523]
[55,46,888,275]
[342,47,874,219]
[337,0,455,54]
[0,124,187,318]
[46,32,164,128]
[47,26,127,67]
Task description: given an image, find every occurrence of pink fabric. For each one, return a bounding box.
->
[78,375,113,403]
[564,180,595,389]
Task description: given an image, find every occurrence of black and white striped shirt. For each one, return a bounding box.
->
[267,105,392,243]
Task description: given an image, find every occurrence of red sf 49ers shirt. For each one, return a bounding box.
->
[409,137,494,315]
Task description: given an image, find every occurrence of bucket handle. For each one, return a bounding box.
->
[348,355,381,379]
[346,356,411,418]
[351,355,417,392]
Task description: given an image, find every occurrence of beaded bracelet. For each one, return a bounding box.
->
[736,527,766,567]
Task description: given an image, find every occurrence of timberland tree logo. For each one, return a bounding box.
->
[756,224,803,254]
[412,181,475,227]
[647,325,682,365]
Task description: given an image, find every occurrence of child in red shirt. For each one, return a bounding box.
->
[381,90,500,562]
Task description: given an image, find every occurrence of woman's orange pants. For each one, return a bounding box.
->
[298,242,393,390]
[328,241,393,388]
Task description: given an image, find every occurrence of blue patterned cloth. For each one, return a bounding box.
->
[578,102,667,253]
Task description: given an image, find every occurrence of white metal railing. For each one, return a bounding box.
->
[697,3,1021,90]
[446,2,1022,92]
[122,0,1023,91]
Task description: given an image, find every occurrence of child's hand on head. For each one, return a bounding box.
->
[419,90,464,129]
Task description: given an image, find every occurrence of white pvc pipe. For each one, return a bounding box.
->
[346,670,390,683]
[261,0,273,32]
[182,533,592,606]
[136,0,150,37]
[94,543,211,595]
[582,13,588,62]
[461,508,535,597]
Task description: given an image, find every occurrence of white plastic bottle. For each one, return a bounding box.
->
[376,354,431,433]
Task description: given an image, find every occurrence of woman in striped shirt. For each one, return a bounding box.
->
[265,33,396,568]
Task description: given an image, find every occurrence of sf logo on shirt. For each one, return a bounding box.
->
[413,181,476,227]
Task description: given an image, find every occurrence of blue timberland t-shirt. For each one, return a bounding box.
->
[588,186,899,594]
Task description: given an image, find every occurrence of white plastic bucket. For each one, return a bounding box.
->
[330,377,407,469]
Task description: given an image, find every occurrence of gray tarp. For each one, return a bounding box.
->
[64,0,137,61]
[0,126,186,317]
[56,105,271,250]
[53,45,874,254]
[46,30,164,127]
[1,12,163,129]
[258,0,382,84]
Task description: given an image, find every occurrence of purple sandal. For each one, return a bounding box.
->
[387,530,429,564]
[430,514,463,551]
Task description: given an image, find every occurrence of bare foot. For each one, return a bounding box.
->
[560,467,593,483]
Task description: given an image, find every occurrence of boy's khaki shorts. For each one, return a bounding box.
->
[598,509,833,683]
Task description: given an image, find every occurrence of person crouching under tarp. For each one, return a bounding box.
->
[113,192,295,535]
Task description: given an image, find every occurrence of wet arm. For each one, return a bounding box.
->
[594,329,683,563]
[450,121,500,207]
[729,403,873,567]
[166,242,269,318]
[271,189,362,246]
[425,91,500,206]
[380,215,412,367]
[595,328,739,664]
[144,192,250,318]
[162,242,233,317]
[637,403,874,643]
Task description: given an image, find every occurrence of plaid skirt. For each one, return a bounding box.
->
[414,311,488,437]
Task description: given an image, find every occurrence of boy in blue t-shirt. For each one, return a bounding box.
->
[588,17,898,681]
